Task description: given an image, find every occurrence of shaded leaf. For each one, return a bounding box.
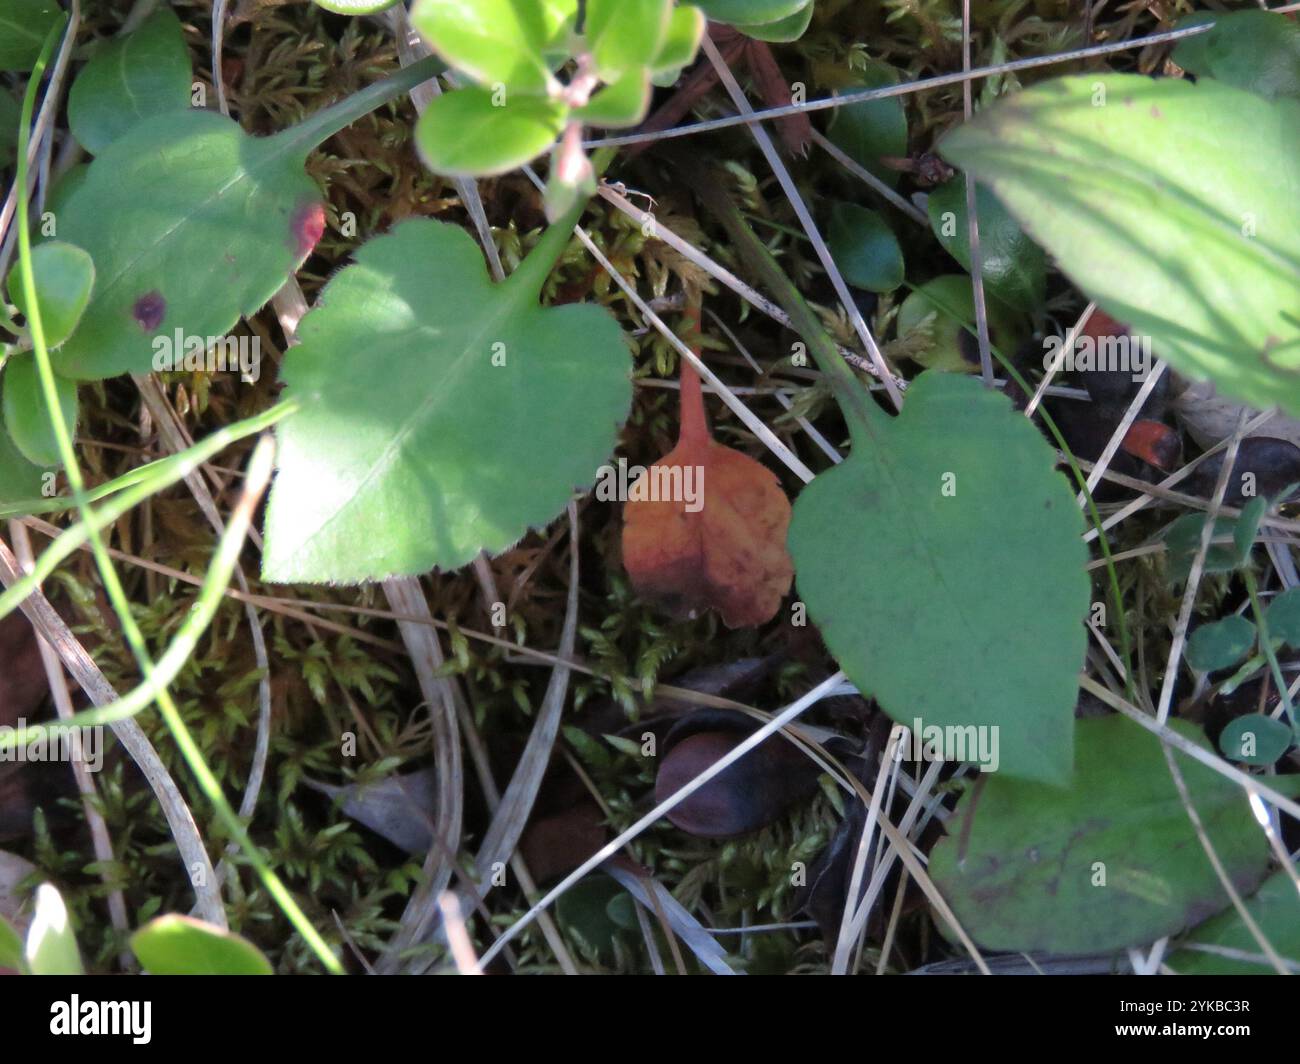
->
[130,914,272,975]
[1265,586,1300,647]
[2,353,78,467]
[788,371,1089,783]
[304,770,437,855]
[0,422,48,504]
[826,60,907,188]
[263,215,631,583]
[1218,713,1293,766]
[929,716,1280,953]
[1169,870,1300,974]
[927,176,1045,310]
[734,0,813,43]
[1163,496,1268,583]
[826,201,903,293]
[67,7,191,153]
[1185,614,1256,672]
[0,0,60,72]
[693,0,807,26]
[1173,10,1300,101]
[941,75,1300,419]
[6,240,95,349]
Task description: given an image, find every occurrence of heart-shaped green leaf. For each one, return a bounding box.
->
[1164,496,1268,584]
[2,354,78,467]
[826,202,903,293]
[415,87,567,176]
[930,716,1281,952]
[1218,713,1293,766]
[130,914,273,975]
[1169,870,1300,974]
[67,7,191,153]
[0,0,61,72]
[47,58,441,381]
[1173,11,1300,101]
[7,240,95,349]
[940,75,1300,419]
[927,176,1045,311]
[1185,614,1256,672]
[410,0,565,93]
[262,214,632,583]
[788,371,1089,783]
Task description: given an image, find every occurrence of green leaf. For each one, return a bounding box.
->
[0,89,20,169]
[67,7,191,154]
[24,883,82,975]
[410,0,557,93]
[262,214,631,583]
[46,58,442,381]
[651,5,705,76]
[1163,497,1266,583]
[693,0,807,26]
[1169,870,1300,974]
[416,88,567,176]
[788,371,1089,783]
[0,914,23,972]
[2,354,78,467]
[1264,586,1300,647]
[586,0,671,78]
[734,0,814,43]
[927,176,1045,311]
[312,0,401,13]
[826,60,907,189]
[1185,614,1256,672]
[1173,11,1300,101]
[1217,713,1293,766]
[0,421,48,503]
[929,716,1278,953]
[575,72,651,129]
[825,202,903,293]
[7,240,95,349]
[0,0,61,72]
[894,275,1020,375]
[130,914,273,975]
[940,75,1300,419]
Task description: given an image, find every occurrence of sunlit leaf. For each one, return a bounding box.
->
[24,883,82,975]
[130,914,273,975]
[410,0,558,93]
[6,240,95,349]
[416,88,567,176]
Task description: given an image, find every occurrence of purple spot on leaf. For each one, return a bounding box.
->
[133,291,166,331]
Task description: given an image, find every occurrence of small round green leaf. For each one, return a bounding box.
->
[67,7,192,154]
[1185,613,1256,672]
[7,241,96,349]
[1217,713,1293,766]
[585,0,671,79]
[130,914,273,975]
[410,0,558,93]
[416,87,567,176]
[651,5,705,77]
[2,354,78,467]
[826,202,903,293]
[928,176,1046,311]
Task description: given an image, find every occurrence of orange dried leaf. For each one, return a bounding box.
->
[622,325,793,628]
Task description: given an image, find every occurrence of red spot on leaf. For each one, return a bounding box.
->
[291,201,326,259]
[132,291,166,331]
